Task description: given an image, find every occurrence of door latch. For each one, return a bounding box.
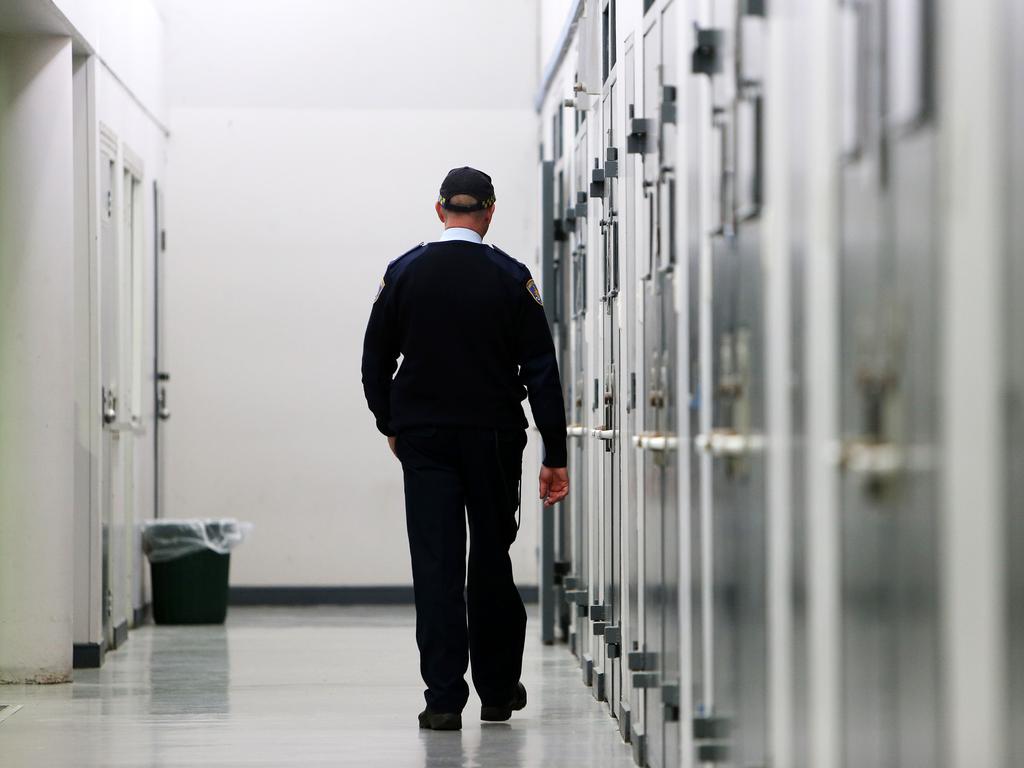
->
[158,387,171,421]
[101,387,117,425]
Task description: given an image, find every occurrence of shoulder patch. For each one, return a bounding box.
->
[526,278,544,306]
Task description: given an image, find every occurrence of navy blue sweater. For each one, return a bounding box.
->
[361,240,568,468]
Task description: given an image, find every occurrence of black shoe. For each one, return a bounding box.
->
[480,682,527,722]
[418,709,462,731]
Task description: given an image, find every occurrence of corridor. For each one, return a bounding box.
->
[0,606,635,768]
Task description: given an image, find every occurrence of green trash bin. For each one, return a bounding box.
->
[143,519,249,625]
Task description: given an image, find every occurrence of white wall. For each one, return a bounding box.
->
[0,35,76,682]
[160,0,542,586]
[54,0,167,121]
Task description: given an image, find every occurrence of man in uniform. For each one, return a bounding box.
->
[361,167,569,731]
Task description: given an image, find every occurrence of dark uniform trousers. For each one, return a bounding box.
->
[396,425,528,714]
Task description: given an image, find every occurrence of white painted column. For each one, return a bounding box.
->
[804,1,841,766]
[939,0,1007,764]
[0,36,76,684]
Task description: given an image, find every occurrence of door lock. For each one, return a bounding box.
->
[158,387,171,421]
[102,387,117,425]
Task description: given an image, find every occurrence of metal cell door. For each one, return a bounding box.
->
[99,139,128,650]
[564,112,593,671]
[780,2,813,764]
[632,13,682,768]
[656,5,682,768]
[684,1,713,748]
[554,167,575,644]
[836,1,942,765]
[619,36,641,745]
[593,79,622,714]
[1008,0,1024,762]
[698,1,771,765]
[631,15,663,764]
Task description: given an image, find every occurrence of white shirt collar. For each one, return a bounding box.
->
[438,227,483,244]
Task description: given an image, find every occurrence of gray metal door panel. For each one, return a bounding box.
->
[783,4,812,764]
[554,164,575,644]
[638,18,665,767]
[657,5,681,767]
[699,1,771,765]
[621,39,641,733]
[637,12,686,766]
[837,1,942,765]
[683,1,709,732]
[1008,1,1024,763]
[569,117,592,670]
[597,79,623,713]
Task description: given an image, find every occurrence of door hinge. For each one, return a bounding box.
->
[605,146,619,178]
[627,117,654,155]
[627,650,657,671]
[692,27,724,76]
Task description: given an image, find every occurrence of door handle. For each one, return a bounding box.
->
[633,433,679,451]
[836,439,903,478]
[567,425,588,438]
[592,428,616,440]
[693,429,765,456]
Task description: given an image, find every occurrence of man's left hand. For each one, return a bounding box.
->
[388,436,397,458]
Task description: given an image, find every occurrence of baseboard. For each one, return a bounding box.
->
[72,642,105,669]
[229,585,540,606]
[112,620,129,649]
[132,603,152,627]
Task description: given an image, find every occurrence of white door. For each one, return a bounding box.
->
[99,137,127,649]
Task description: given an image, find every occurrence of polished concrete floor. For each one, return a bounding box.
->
[0,606,638,767]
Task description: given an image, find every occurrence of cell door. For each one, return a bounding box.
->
[1008,0,1024,762]
[564,112,593,671]
[594,78,622,714]
[684,1,713,747]
[554,168,576,644]
[99,139,128,650]
[836,1,942,765]
[619,36,641,746]
[655,6,682,768]
[632,14,679,768]
[705,1,771,766]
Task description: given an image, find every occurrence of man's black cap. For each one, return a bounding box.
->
[438,167,496,212]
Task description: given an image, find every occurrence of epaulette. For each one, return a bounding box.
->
[487,243,529,278]
[387,242,427,269]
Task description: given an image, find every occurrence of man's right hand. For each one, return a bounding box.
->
[539,466,569,507]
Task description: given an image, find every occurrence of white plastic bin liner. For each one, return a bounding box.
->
[142,519,252,563]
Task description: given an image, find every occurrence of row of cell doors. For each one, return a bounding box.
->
[545,0,944,766]
[94,126,170,655]
[551,4,685,766]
